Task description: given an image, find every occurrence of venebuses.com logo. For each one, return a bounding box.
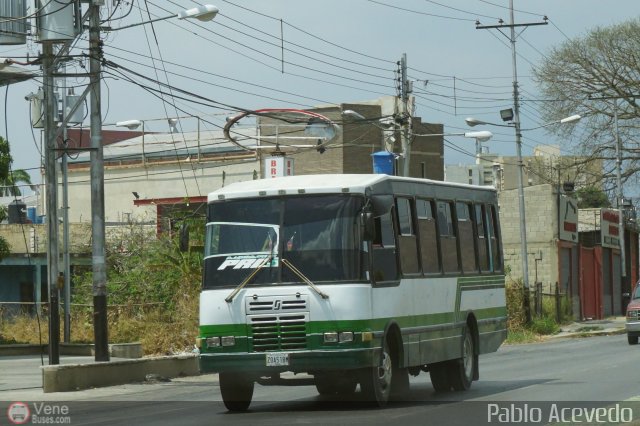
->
[7,402,30,424]
[6,401,71,424]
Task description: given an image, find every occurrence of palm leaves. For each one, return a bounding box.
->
[0,136,31,197]
[0,169,32,197]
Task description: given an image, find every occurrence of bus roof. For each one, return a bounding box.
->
[207,174,495,202]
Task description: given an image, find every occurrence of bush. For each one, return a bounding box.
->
[0,220,204,355]
[530,316,560,335]
[505,278,526,331]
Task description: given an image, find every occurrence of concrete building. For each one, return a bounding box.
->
[499,184,581,318]
[578,208,639,319]
[446,144,603,192]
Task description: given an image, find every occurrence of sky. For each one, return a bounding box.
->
[1,0,639,193]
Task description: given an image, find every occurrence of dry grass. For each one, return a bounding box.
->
[0,295,199,356]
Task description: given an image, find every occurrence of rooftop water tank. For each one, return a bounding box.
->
[8,199,27,224]
[371,151,395,175]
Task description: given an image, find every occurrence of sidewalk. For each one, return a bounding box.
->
[0,351,199,394]
[550,316,626,339]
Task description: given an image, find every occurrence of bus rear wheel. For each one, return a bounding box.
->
[359,339,393,406]
[219,372,254,412]
[429,362,452,392]
[448,327,475,391]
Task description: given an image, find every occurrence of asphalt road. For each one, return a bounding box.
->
[3,334,640,425]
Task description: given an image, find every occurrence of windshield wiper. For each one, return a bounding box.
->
[224,255,273,303]
[281,258,329,299]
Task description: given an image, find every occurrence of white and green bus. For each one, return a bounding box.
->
[198,174,506,411]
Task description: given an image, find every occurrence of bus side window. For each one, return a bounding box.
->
[487,205,503,272]
[396,197,420,275]
[372,210,398,281]
[456,202,477,273]
[475,204,490,272]
[417,199,440,273]
[437,201,459,273]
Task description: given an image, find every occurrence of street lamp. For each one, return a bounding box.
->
[412,130,493,184]
[465,113,581,320]
[110,4,219,31]
[465,114,581,130]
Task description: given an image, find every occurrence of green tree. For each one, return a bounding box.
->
[533,18,640,191]
[0,136,32,196]
[0,169,31,197]
[575,186,611,208]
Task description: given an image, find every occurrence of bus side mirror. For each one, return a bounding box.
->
[361,211,375,241]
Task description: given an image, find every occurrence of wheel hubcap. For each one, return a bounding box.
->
[463,335,473,379]
[377,351,392,390]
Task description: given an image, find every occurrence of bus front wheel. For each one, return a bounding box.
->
[359,339,393,406]
[448,327,475,391]
[219,372,254,412]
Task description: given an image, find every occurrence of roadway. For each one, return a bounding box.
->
[1,334,639,425]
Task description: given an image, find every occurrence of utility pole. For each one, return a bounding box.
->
[89,1,109,361]
[476,2,547,323]
[614,100,626,279]
[43,41,60,365]
[399,53,412,177]
[59,66,71,344]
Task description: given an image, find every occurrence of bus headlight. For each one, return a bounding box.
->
[339,332,354,343]
[221,336,236,347]
[324,332,354,343]
[206,337,221,348]
[323,332,338,343]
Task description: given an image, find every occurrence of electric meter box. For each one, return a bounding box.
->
[37,0,77,42]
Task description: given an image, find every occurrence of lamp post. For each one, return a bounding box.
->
[88,3,220,361]
[466,113,581,322]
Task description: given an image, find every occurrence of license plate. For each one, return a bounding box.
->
[265,352,289,366]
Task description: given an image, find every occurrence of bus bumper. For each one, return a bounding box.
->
[199,348,378,374]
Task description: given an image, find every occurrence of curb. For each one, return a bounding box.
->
[547,328,626,340]
[0,343,143,358]
[41,354,199,393]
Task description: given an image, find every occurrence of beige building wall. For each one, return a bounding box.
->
[56,156,258,224]
[499,184,560,291]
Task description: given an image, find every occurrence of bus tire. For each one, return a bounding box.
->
[628,334,638,345]
[219,372,254,412]
[448,326,475,391]
[429,362,452,392]
[359,338,393,406]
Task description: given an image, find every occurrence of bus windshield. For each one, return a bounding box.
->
[203,195,365,289]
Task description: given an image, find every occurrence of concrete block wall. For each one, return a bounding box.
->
[0,223,93,254]
[499,184,560,288]
[0,222,158,255]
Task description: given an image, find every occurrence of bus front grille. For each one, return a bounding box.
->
[249,313,308,352]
